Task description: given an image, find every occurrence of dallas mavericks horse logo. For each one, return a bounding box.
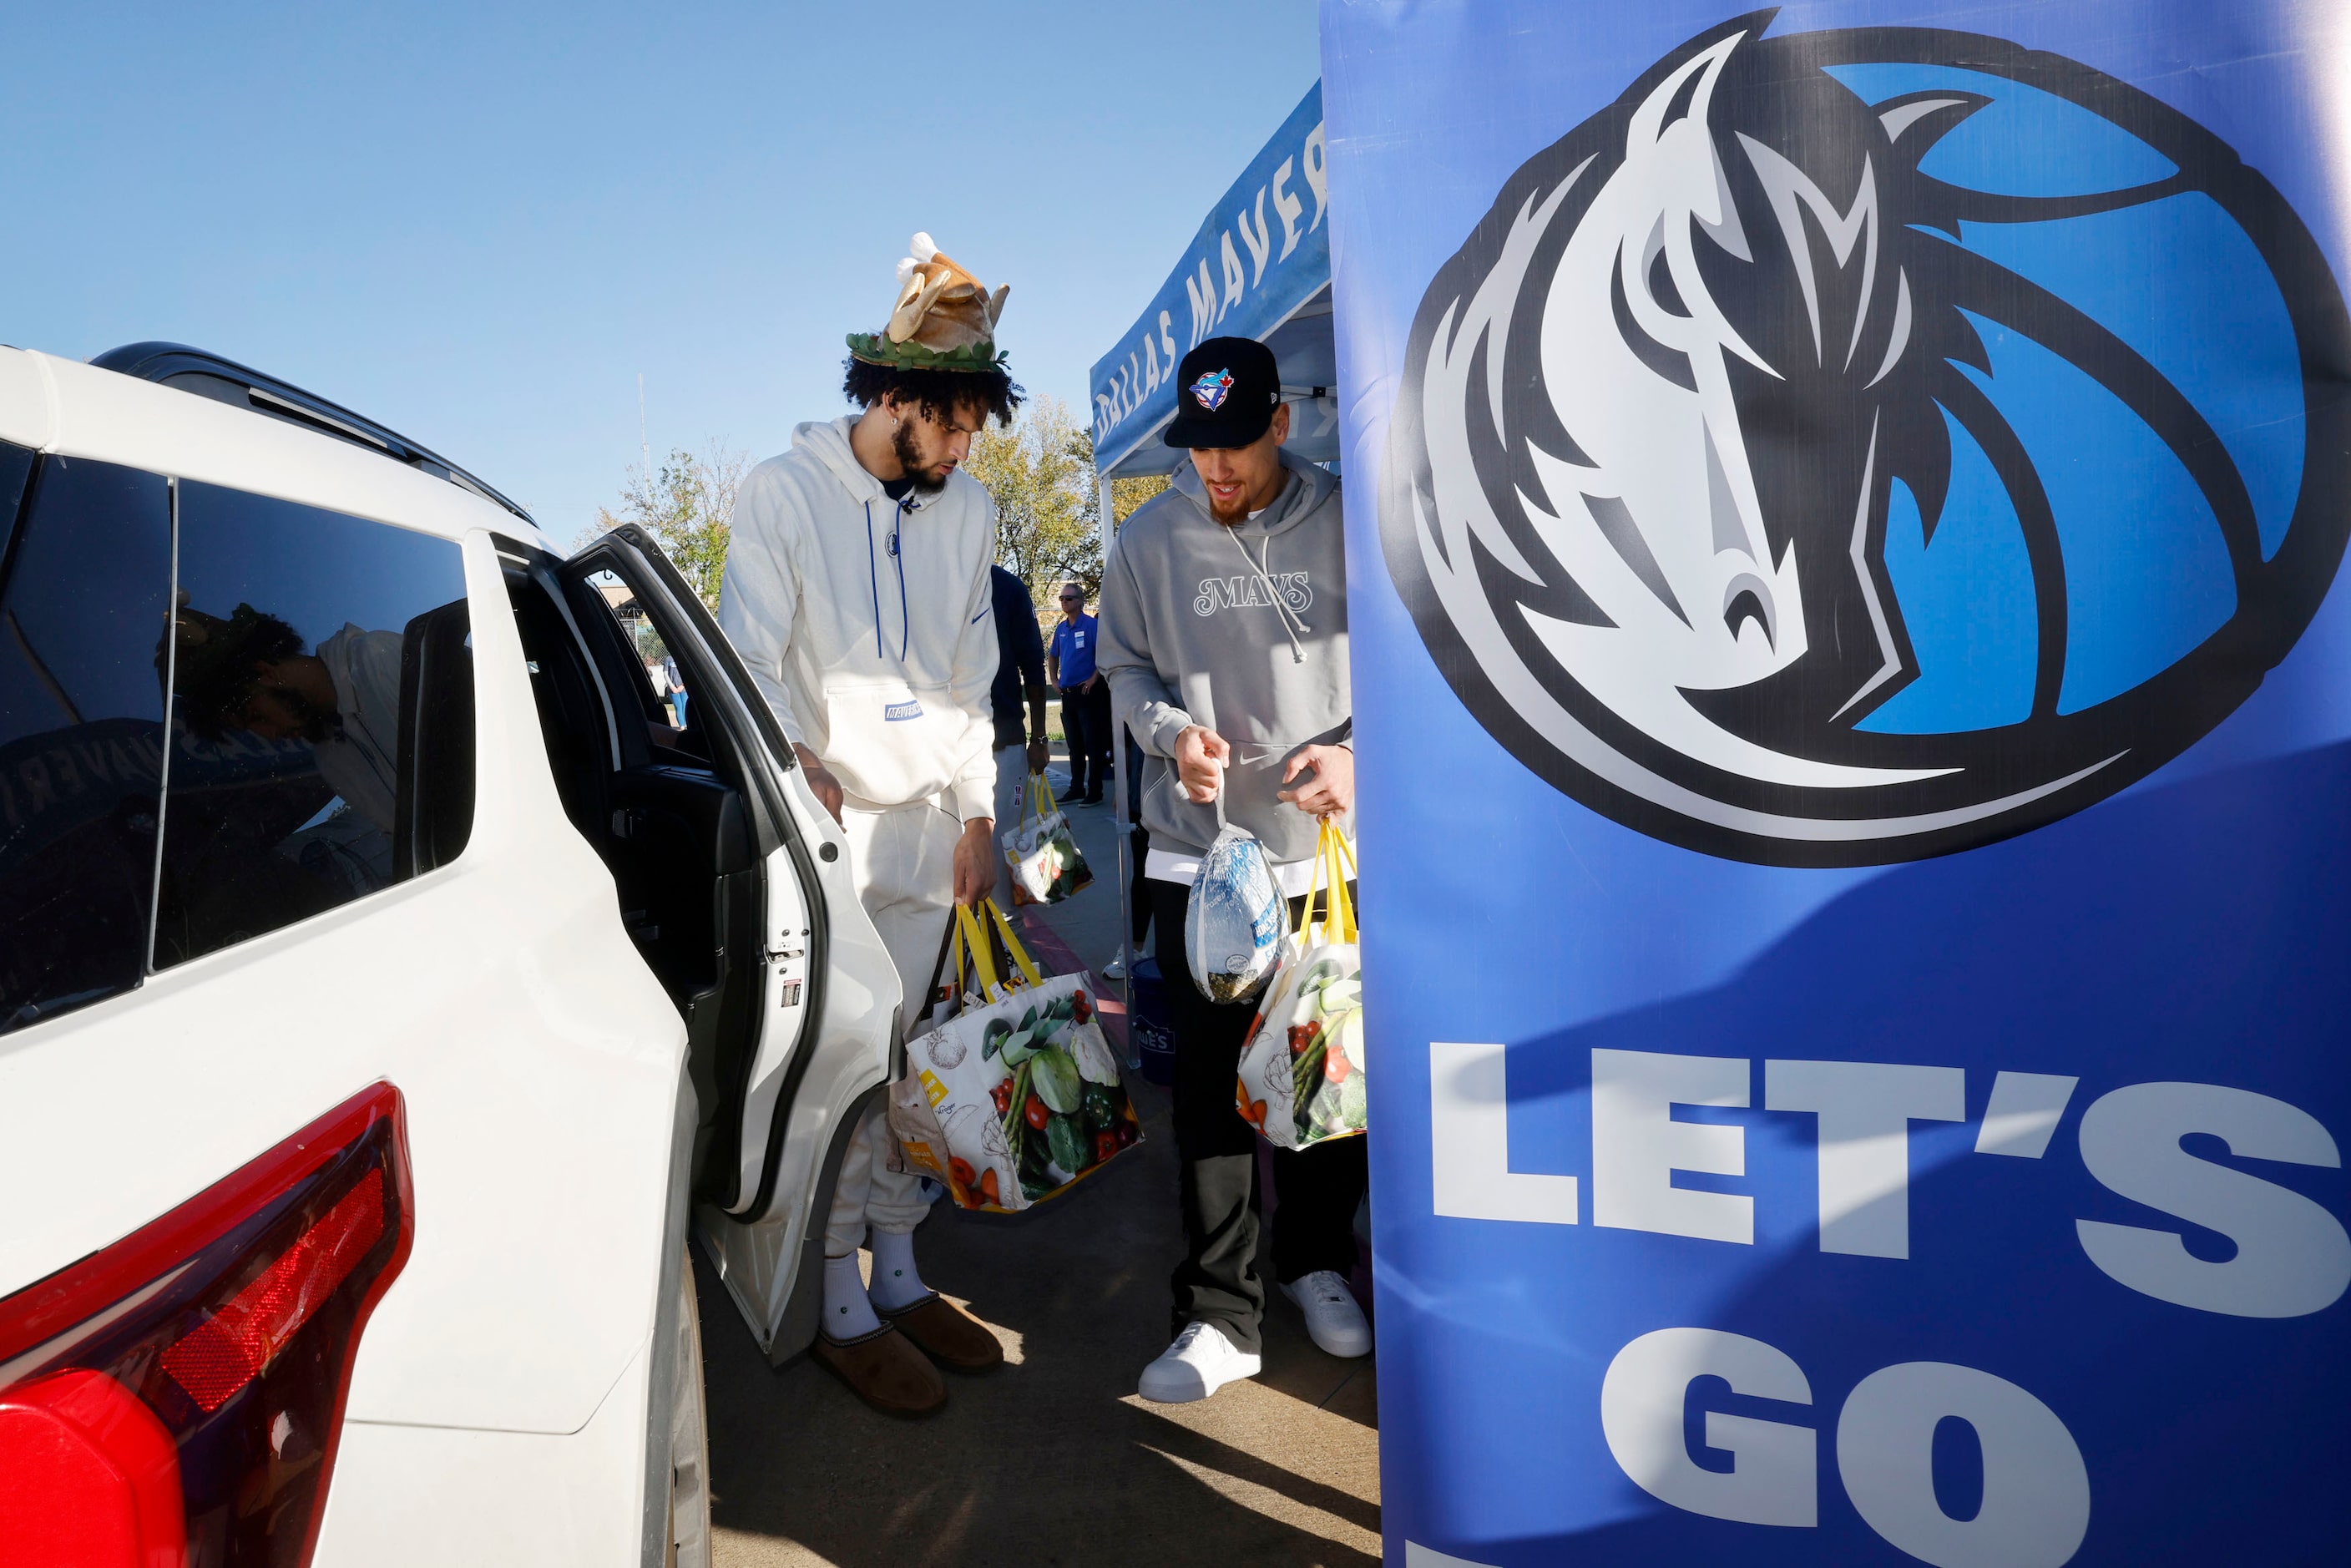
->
[1383,15,2351,865]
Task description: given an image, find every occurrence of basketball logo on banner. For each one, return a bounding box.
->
[1382,13,2351,866]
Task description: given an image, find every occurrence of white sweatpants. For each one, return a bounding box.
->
[824,797,965,1255]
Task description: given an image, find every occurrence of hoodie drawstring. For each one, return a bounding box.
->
[864,501,883,659]
[892,498,909,660]
[862,497,914,663]
[1230,526,1311,664]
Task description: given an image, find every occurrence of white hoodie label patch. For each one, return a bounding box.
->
[884,700,924,721]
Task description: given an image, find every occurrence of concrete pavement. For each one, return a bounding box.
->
[699,770,1381,1566]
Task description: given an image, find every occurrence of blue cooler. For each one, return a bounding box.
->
[1128,956,1176,1085]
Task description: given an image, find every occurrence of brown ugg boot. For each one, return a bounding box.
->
[879,1292,1004,1373]
[811,1323,947,1417]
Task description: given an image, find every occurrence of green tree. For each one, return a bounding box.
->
[968,396,1104,607]
[1110,469,1169,526]
[1069,427,1170,539]
[588,444,746,609]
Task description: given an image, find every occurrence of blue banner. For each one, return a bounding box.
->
[1327,4,2351,1563]
[1089,83,1328,475]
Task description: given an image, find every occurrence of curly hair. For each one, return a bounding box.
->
[842,358,1024,428]
[169,602,309,741]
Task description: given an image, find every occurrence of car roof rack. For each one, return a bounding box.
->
[89,341,533,524]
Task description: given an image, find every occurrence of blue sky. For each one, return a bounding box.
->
[0,3,1319,537]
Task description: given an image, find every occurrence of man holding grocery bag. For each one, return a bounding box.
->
[717,233,1016,1416]
[1096,336,1370,1404]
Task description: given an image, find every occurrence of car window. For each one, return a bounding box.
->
[0,452,173,1032]
[152,483,472,969]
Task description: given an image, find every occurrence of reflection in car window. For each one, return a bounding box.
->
[0,453,172,1031]
[153,484,472,969]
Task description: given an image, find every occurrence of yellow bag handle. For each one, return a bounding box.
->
[1327,820,1358,875]
[1303,820,1357,945]
[1029,769,1059,821]
[954,903,1006,1001]
[1297,822,1354,944]
[1336,825,1358,942]
[983,898,1045,989]
[1294,833,1332,943]
[948,908,968,998]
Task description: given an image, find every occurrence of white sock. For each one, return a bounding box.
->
[866,1229,928,1312]
[822,1253,882,1339]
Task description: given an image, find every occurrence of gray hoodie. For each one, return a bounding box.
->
[1098,449,1349,867]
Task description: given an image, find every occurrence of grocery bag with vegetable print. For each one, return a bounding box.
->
[1001,771,1093,905]
[890,900,1141,1211]
[1235,822,1364,1149]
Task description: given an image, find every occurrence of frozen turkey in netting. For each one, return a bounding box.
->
[1184,821,1285,1004]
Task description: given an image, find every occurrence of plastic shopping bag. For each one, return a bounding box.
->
[891,901,1141,1211]
[1001,771,1093,906]
[1236,822,1364,1149]
[1185,797,1285,1004]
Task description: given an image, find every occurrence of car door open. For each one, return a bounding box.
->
[501,527,901,1363]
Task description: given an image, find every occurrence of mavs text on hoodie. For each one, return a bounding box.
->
[1097,448,1352,884]
[717,416,1000,820]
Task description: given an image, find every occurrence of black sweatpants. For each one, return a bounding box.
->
[1061,680,1114,798]
[1149,877,1369,1354]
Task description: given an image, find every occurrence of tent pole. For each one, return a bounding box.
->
[1100,460,1140,1065]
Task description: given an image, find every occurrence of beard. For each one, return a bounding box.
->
[892,421,951,496]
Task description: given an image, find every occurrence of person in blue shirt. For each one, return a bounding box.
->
[1049,582,1111,803]
[988,566,1051,905]
[660,653,687,731]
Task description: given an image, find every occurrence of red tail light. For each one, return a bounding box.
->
[0,1084,413,1568]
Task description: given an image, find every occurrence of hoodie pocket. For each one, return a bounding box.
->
[1222,754,1322,861]
[820,685,975,805]
[1140,757,1214,850]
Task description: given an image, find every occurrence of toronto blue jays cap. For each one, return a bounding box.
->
[1164,336,1282,449]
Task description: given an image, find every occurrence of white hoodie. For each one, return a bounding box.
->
[717,416,999,821]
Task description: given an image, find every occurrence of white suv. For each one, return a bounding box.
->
[0,342,902,1565]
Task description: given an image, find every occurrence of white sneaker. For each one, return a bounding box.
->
[1137,1320,1261,1403]
[1282,1271,1373,1358]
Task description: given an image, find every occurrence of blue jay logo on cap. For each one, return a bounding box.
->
[1383,18,2351,867]
[1191,369,1235,411]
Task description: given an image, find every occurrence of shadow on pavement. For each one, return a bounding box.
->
[695,781,1380,1567]
[695,1077,1378,1565]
